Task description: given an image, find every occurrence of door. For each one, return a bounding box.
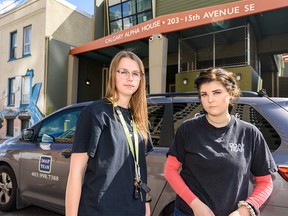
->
[19,107,83,212]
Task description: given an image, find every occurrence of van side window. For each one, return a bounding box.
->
[37,107,83,143]
[148,104,165,146]
[173,102,204,132]
[231,103,281,152]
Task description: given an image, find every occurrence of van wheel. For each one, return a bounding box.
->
[161,202,174,216]
[0,165,17,211]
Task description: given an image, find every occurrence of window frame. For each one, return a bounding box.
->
[21,75,31,105]
[108,0,152,33]
[8,78,16,106]
[23,25,32,56]
[10,31,17,60]
[6,118,14,137]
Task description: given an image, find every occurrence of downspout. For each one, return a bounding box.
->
[247,23,251,66]
[44,36,49,114]
[178,37,181,73]
[213,33,215,68]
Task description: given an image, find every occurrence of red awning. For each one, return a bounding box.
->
[70,0,288,55]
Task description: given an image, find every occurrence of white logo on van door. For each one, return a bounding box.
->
[31,155,59,181]
[39,155,52,173]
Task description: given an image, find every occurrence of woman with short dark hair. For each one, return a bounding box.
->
[164,68,277,216]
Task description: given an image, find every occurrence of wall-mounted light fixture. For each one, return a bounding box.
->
[85,79,91,86]
[236,73,242,81]
[182,78,188,85]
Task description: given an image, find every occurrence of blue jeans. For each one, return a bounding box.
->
[174,207,193,216]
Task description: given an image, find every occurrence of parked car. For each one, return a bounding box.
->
[0,91,288,215]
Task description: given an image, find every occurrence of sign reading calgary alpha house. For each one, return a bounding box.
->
[70,0,288,55]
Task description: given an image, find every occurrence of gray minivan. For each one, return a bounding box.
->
[0,91,288,215]
[147,92,288,216]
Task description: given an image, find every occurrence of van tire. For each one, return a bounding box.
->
[0,165,17,211]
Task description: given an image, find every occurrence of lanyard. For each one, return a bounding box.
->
[108,98,141,181]
[115,106,139,166]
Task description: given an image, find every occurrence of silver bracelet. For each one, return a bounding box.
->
[238,200,257,216]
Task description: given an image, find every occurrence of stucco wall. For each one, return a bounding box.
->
[0,0,93,138]
[46,0,93,47]
[0,0,46,138]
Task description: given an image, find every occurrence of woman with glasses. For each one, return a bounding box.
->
[66,50,153,216]
[164,68,277,216]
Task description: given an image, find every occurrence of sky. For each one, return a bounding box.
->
[0,0,94,15]
[0,0,24,14]
[65,0,94,15]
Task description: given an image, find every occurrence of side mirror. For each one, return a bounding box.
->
[21,129,34,141]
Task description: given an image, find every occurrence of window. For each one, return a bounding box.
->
[110,20,123,33]
[21,75,31,104]
[122,1,136,16]
[232,104,281,152]
[10,31,17,59]
[171,102,281,151]
[21,119,30,130]
[8,78,16,106]
[148,103,166,146]
[23,25,31,56]
[123,15,137,29]
[108,0,152,33]
[137,0,152,12]
[137,11,152,22]
[6,118,14,137]
[109,4,122,20]
[37,107,83,143]
[173,102,204,132]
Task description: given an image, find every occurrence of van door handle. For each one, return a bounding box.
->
[61,150,72,158]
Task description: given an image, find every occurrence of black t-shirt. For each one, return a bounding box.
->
[167,114,277,216]
[72,98,153,216]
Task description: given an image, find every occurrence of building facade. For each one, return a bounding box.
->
[1,0,287,138]
[68,0,288,107]
[0,0,93,138]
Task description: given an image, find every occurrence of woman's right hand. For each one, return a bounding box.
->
[190,198,215,216]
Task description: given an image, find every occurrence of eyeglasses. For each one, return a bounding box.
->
[116,68,143,81]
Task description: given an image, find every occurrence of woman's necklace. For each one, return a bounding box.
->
[206,115,231,128]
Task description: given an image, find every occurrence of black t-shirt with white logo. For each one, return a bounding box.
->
[168,114,277,216]
[73,98,153,216]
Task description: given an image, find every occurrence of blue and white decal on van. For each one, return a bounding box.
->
[39,155,52,173]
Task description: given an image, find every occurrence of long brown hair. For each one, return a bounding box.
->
[106,50,149,143]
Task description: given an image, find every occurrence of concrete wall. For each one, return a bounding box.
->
[175,66,262,92]
[46,39,70,114]
[279,77,288,97]
[46,0,93,46]
[0,0,46,138]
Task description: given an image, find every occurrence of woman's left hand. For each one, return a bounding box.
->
[229,206,250,216]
